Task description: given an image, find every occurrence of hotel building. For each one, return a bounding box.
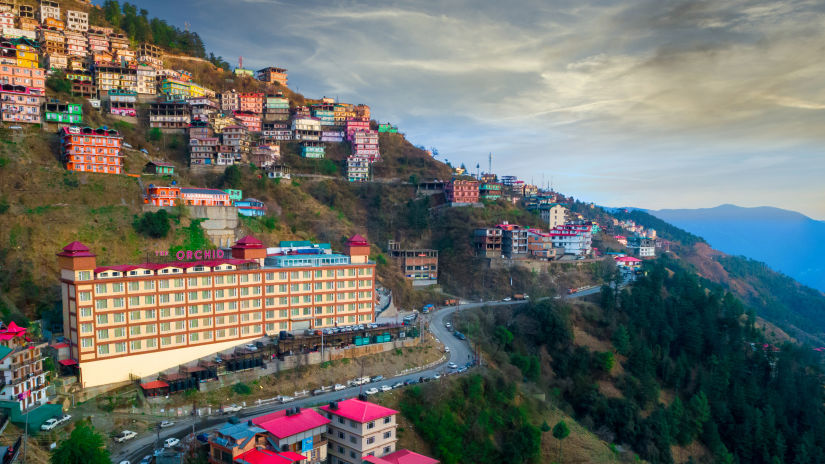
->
[320,398,399,464]
[60,126,123,174]
[57,235,376,387]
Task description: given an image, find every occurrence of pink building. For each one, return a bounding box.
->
[239,92,263,114]
[444,179,479,204]
[345,117,370,141]
[234,110,262,133]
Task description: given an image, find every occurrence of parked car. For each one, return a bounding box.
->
[444,347,450,353]
[139,455,153,464]
[365,387,379,395]
[114,430,137,443]
[453,331,466,340]
[40,418,60,431]
[447,362,458,369]
[392,382,404,389]
[433,373,442,380]
[334,383,346,391]
[445,322,452,329]
[457,367,468,373]
[244,343,258,351]
[223,404,243,413]
[370,375,384,383]
[118,461,130,464]
[278,396,294,404]
[164,437,180,448]
[502,297,512,302]
[196,433,210,443]
[380,385,392,392]
[159,421,175,428]
[404,379,418,386]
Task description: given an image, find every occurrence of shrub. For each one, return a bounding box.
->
[133,210,171,238]
[232,382,251,395]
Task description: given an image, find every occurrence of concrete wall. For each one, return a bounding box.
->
[142,204,239,247]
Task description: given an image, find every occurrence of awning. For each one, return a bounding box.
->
[140,380,169,390]
[58,359,78,366]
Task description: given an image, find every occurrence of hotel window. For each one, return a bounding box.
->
[112,282,124,292]
[279,272,287,280]
[226,275,236,284]
[174,292,184,302]
[290,297,300,305]
[159,279,170,289]
[130,310,141,320]
[175,334,185,344]
[130,326,141,336]
[228,302,236,310]
[145,323,156,333]
[160,322,171,332]
[97,329,108,339]
[214,276,224,285]
[113,313,125,323]
[159,294,170,303]
[129,296,140,306]
[144,281,155,290]
[201,290,211,299]
[202,317,211,327]
[188,291,198,301]
[79,291,91,302]
[175,321,185,330]
[228,288,236,297]
[160,308,171,318]
[78,271,92,281]
[95,284,106,294]
[80,323,93,333]
[113,298,125,308]
[146,338,157,348]
[190,333,199,342]
[98,344,109,355]
[81,338,93,348]
[174,278,184,288]
[215,303,224,312]
[144,295,155,304]
[114,327,125,337]
[201,277,211,285]
[188,277,198,287]
[174,307,185,317]
[79,307,92,317]
[161,336,171,346]
[266,273,275,281]
[130,340,141,350]
[97,314,108,324]
[189,306,199,316]
[216,329,225,338]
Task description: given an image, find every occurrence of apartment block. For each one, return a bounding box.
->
[300,141,325,159]
[251,144,279,168]
[346,156,369,182]
[106,89,137,117]
[321,398,398,464]
[479,182,502,201]
[70,79,96,98]
[61,126,123,174]
[189,137,219,166]
[539,203,567,229]
[498,222,528,258]
[188,96,217,120]
[95,65,137,93]
[220,89,239,112]
[149,101,190,131]
[66,9,88,32]
[293,116,321,141]
[387,241,438,285]
[252,407,330,464]
[57,234,376,387]
[238,92,263,113]
[136,63,156,94]
[364,450,439,464]
[233,110,261,133]
[351,130,379,162]
[473,228,502,258]
[64,30,87,57]
[444,179,479,204]
[262,122,292,141]
[256,66,288,86]
[0,83,43,123]
[345,117,370,141]
[137,42,162,68]
[39,0,60,22]
[0,322,49,412]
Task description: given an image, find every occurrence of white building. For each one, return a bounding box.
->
[549,224,592,256]
[39,0,60,22]
[347,156,369,182]
[320,399,399,464]
[628,238,655,257]
[136,64,157,95]
[540,204,567,229]
[66,9,88,32]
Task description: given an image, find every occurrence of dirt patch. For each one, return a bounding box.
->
[671,441,710,464]
[572,326,613,352]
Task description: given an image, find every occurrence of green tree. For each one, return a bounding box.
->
[148,127,162,142]
[594,351,615,374]
[133,210,171,238]
[686,391,710,441]
[541,420,551,433]
[223,165,242,189]
[50,420,111,464]
[494,325,513,348]
[612,325,630,355]
[552,420,570,463]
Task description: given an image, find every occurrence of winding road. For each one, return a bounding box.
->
[111,286,612,463]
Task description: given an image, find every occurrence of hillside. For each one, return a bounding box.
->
[651,204,825,292]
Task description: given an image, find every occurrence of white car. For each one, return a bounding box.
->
[223,404,243,413]
[334,384,346,391]
[433,373,442,379]
[119,461,130,464]
[502,297,512,302]
[364,387,379,395]
[159,420,175,428]
[447,362,458,369]
[444,347,450,353]
[41,418,60,431]
[114,430,138,443]
[245,344,258,351]
[139,455,153,464]
[380,385,392,392]
[163,437,180,448]
[278,396,294,404]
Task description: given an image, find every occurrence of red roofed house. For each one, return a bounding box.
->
[234,448,306,464]
[363,449,439,464]
[320,399,398,463]
[252,407,331,463]
[0,321,49,411]
[614,255,642,270]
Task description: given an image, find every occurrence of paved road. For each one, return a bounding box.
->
[112,284,618,463]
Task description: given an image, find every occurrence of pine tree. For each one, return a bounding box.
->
[552,420,570,463]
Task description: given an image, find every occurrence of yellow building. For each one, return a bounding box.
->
[15,44,38,68]
[57,235,376,388]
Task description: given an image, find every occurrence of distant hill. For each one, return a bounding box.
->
[650,204,825,292]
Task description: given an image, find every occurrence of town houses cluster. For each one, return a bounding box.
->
[0,0,390,186]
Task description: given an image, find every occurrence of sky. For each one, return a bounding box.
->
[135,0,825,219]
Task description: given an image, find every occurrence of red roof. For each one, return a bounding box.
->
[234,449,292,464]
[94,258,254,274]
[58,359,78,366]
[0,321,26,341]
[278,452,306,462]
[51,343,70,349]
[378,450,439,464]
[252,408,330,439]
[346,234,369,247]
[57,241,96,258]
[614,256,642,263]
[233,235,264,249]
[319,398,398,423]
[140,380,169,390]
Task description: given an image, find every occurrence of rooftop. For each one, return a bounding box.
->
[363,450,439,464]
[319,398,398,423]
[252,408,330,439]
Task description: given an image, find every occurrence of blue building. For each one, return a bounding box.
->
[235,198,266,217]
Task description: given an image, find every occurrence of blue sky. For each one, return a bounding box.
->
[133,0,825,219]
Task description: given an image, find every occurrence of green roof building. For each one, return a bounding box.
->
[43,101,82,124]
[224,189,243,201]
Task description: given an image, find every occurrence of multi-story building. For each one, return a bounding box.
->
[149,101,190,131]
[136,63,156,95]
[478,182,502,201]
[355,104,370,120]
[251,144,279,168]
[189,119,210,139]
[300,141,325,159]
[208,419,269,464]
[387,241,438,285]
[473,228,503,258]
[64,30,87,57]
[311,107,335,127]
[180,188,232,206]
[61,126,123,174]
[320,398,398,464]
[0,83,43,123]
[628,237,655,258]
[70,79,96,99]
[43,52,66,69]
[252,407,330,464]
[333,103,355,126]
[189,137,219,166]
[256,66,288,86]
[43,16,64,30]
[525,230,560,260]
[262,122,291,141]
[540,203,567,230]
[0,322,49,412]
[377,123,397,133]
[39,0,60,22]
[351,130,379,162]
[364,450,439,464]
[107,89,137,117]
[497,222,528,258]
[95,65,137,93]
[444,179,479,204]
[43,100,81,123]
[38,27,65,55]
[235,198,266,217]
[292,116,321,141]
[220,89,238,112]
[86,27,109,54]
[57,234,376,387]
[222,125,249,158]
[322,130,345,143]
[13,40,39,69]
[346,156,369,182]
[267,164,290,180]
[188,96,217,121]
[233,110,261,133]
[137,42,162,68]
[66,9,88,32]
[0,11,12,30]
[142,185,180,207]
[548,224,592,256]
[238,92,263,113]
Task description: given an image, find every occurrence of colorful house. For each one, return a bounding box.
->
[347,156,369,182]
[320,399,399,462]
[43,101,82,124]
[444,179,479,204]
[144,161,175,176]
[479,182,502,201]
[1,84,43,123]
[364,450,439,464]
[0,321,50,412]
[143,185,181,206]
[61,126,123,175]
[235,198,266,217]
[300,141,325,159]
[351,130,380,162]
[377,123,397,133]
[223,189,243,201]
[614,255,642,269]
[251,407,330,463]
[180,188,232,206]
[238,92,263,114]
[233,110,262,133]
[256,67,288,86]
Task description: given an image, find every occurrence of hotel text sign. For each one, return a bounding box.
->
[154,249,225,260]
